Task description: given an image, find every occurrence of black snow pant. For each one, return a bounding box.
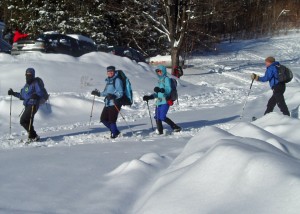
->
[100,105,121,135]
[20,105,38,139]
[156,118,180,134]
[100,105,121,124]
[265,83,290,116]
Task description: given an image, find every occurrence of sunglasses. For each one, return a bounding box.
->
[156,69,162,73]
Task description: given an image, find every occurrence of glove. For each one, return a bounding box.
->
[91,89,100,97]
[106,93,117,100]
[143,95,154,101]
[251,73,259,81]
[154,87,165,93]
[8,88,14,96]
[31,94,39,100]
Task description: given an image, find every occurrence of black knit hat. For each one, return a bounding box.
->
[107,66,116,72]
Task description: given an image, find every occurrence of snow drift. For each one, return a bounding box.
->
[132,114,300,214]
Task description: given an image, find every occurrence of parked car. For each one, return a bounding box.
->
[11,33,97,57]
[107,46,146,63]
[0,39,11,54]
[146,55,185,68]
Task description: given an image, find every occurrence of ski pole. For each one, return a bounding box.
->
[28,105,35,136]
[19,108,25,117]
[114,103,134,136]
[9,95,12,136]
[89,95,96,126]
[146,101,154,131]
[240,79,254,120]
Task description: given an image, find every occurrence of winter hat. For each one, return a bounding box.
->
[265,57,275,63]
[107,66,116,72]
[25,68,35,77]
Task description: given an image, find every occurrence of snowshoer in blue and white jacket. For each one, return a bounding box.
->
[251,57,290,116]
[143,65,181,135]
[8,68,44,141]
[91,66,124,139]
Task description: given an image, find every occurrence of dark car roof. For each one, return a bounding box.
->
[0,39,12,52]
[108,46,145,62]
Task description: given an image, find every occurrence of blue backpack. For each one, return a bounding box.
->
[114,70,133,106]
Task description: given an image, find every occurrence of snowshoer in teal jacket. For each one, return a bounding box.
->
[143,65,181,135]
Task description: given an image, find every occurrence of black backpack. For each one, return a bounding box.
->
[34,77,49,105]
[276,64,293,83]
[114,70,133,106]
[167,78,178,102]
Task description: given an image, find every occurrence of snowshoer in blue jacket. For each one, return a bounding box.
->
[251,57,290,116]
[8,68,44,142]
[143,65,181,135]
[91,66,124,138]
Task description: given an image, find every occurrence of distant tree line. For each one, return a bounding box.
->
[1,0,300,65]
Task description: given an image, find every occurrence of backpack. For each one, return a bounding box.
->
[276,64,293,83]
[114,70,133,106]
[167,78,178,102]
[34,77,49,105]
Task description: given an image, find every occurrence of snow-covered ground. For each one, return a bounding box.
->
[0,33,300,213]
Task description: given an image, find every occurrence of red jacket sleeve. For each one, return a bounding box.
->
[13,31,29,43]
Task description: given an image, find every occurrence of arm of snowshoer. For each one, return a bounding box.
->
[258,67,274,82]
[18,89,24,100]
[113,78,124,99]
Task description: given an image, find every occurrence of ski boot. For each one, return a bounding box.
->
[164,118,182,132]
[111,131,121,139]
[156,120,164,135]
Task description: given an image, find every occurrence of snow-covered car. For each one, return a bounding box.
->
[11,33,97,57]
[146,55,184,68]
[107,46,146,63]
[0,39,11,54]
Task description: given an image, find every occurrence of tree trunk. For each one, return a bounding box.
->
[171,47,179,68]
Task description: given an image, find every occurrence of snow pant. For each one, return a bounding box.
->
[154,104,179,134]
[265,83,290,116]
[100,105,121,135]
[20,105,38,139]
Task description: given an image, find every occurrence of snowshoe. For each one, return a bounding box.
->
[173,127,182,132]
[26,135,40,144]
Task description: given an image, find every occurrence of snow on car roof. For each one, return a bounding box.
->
[43,31,60,35]
[67,34,95,45]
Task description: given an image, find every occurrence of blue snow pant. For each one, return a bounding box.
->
[154,104,169,121]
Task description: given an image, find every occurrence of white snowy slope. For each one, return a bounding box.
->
[0,32,300,213]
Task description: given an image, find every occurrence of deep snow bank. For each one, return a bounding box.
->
[132,114,300,214]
